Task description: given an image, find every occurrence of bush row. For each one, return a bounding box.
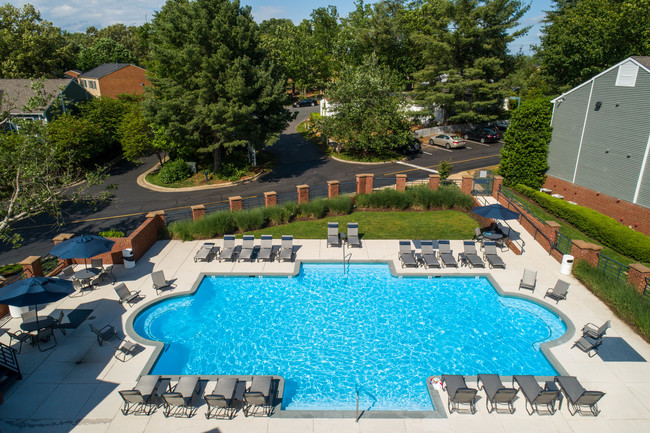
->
[516,184,650,262]
[355,186,475,211]
[573,260,650,342]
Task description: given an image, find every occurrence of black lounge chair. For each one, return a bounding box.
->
[459,241,485,268]
[441,374,478,414]
[483,241,506,269]
[438,240,458,268]
[519,269,537,292]
[572,336,602,357]
[220,235,237,261]
[544,279,569,304]
[151,270,175,295]
[238,235,255,262]
[114,282,143,307]
[477,374,519,413]
[327,222,340,247]
[205,377,244,419]
[90,324,118,346]
[512,375,561,415]
[243,375,275,417]
[398,240,418,268]
[257,235,274,262]
[347,223,361,247]
[555,376,605,416]
[118,375,171,415]
[194,242,215,262]
[278,235,294,262]
[582,320,611,340]
[162,376,201,417]
[420,240,441,269]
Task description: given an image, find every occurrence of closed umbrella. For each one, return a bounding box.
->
[472,203,520,221]
[50,235,115,268]
[0,276,74,328]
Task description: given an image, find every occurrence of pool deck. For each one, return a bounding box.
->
[1,210,650,432]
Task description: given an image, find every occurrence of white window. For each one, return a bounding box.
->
[615,61,639,87]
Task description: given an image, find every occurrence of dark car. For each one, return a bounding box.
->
[463,128,499,143]
[293,98,318,108]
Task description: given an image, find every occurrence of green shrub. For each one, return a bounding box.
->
[573,260,650,341]
[158,159,191,184]
[167,218,195,241]
[264,206,292,225]
[233,208,267,232]
[195,211,237,237]
[325,195,353,215]
[299,199,328,219]
[217,162,248,182]
[406,186,436,209]
[0,263,22,276]
[356,189,410,209]
[99,229,125,238]
[516,184,650,262]
[436,186,475,210]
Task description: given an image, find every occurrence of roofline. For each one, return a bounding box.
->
[79,63,146,79]
[551,57,650,103]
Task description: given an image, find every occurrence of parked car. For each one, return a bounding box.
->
[463,128,499,143]
[293,98,318,108]
[399,138,423,155]
[429,134,466,149]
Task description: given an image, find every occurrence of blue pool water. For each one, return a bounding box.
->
[133,264,566,411]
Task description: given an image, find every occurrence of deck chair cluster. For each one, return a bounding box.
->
[327,222,361,248]
[398,239,506,269]
[193,235,297,263]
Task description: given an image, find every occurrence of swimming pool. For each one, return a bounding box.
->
[133,264,566,411]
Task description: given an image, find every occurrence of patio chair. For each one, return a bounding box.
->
[59,265,74,279]
[278,235,294,262]
[519,269,537,292]
[151,270,175,295]
[347,223,361,248]
[21,310,36,323]
[7,330,32,353]
[438,240,458,268]
[512,375,561,415]
[477,374,519,414]
[473,227,484,242]
[483,241,506,269]
[420,240,441,269]
[114,340,138,362]
[581,320,611,340]
[53,310,67,335]
[118,375,171,415]
[544,279,570,304]
[571,336,602,357]
[459,241,485,268]
[441,374,477,414]
[257,235,274,262]
[327,222,340,247]
[398,240,418,268]
[220,235,237,262]
[205,377,243,419]
[162,376,201,418]
[90,324,118,346]
[237,235,255,262]
[36,325,57,352]
[114,282,143,307]
[555,376,605,416]
[194,242,215,263]
[93,264,115,285]
[243,375,275,417]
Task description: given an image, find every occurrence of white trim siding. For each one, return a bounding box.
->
[633,134,650,204]
[572,80,595,183]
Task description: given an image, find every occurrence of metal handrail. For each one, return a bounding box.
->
[0,342,21,376]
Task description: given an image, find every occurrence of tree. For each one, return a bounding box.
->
[320,56,412,158]
[47,114,105,167]
[537,0,650,90]
[499,98,553,189]
[76,37,136,71]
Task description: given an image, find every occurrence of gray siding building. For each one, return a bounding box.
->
[548,57,650,208]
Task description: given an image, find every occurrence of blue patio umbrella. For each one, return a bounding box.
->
[0,276,74,327]
[472,203,520,220]
[50,235,115,268]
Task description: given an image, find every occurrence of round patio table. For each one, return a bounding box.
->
[483,231,504,240]
[20,316,55,332]
[73,268,100,281]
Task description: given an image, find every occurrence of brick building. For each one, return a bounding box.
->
[77,63,150,99]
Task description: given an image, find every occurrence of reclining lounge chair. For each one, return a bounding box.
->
[238,235,255,262]
[162,376,201,418]
[572,336,603,357]
[420,240,441,269]
[278,235,294,262]
[151,270,175,295]
[243,375,275,417]
[347,223,361,247]
[114,282,143,307]
[477,374,518,414]
[327,222,340,247]
[256,235,274,262]
[118,375,171,415]
[441,374,478,414]
[483,241,506,269]
[459,241,485,268]
[220,235,237,262]
[582,320,611,340]
[555,376,605,416]
[519,269,537,292]
[194,242,215,262]
[544,279,570,304]
[512,375,561,415]
[438,240,458,268]
[398,240,418,268]
[204,377,244,419]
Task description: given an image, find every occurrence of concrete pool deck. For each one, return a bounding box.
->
[1,214,649,432]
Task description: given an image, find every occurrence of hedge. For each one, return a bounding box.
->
[516,184,650,262]
[355,186,475,211]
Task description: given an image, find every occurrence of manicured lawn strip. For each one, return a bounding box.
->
[244,211,477,240]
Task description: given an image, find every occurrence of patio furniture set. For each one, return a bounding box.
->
[194,235,296,263]
[398,239,506,270]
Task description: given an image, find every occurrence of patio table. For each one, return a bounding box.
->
[483,231,504,240]
[20,316,55,332]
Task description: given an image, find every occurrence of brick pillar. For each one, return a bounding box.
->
[461,174,473,195]
[146,210,165,223]
[628,264,650,294]
[570,240,602,268]
[327,181,340,198]
[356,174,366,195]
[545,221,561,245]
[264,191,277,207]
[297,185,309,204]
[229,196,242,211]
[492,175,504,198]
[395,174,407,192]
[428,174,440,190]
[53,233,75,266]
[191,205,205,221]
[365,174,374,194]
[20,256,44,278]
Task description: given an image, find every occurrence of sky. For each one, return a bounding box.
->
[8,0,553,54]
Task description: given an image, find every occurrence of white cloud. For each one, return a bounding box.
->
[252,5,288,23]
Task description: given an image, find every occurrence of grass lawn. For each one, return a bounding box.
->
[243,211,477,240]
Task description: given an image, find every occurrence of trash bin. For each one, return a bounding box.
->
[122,248,135,269]
[560,254,574,275]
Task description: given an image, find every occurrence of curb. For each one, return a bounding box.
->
[329,155,402,165]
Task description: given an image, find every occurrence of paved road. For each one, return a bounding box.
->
[0,106,502,265]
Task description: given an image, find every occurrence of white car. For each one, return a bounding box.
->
[429,134,466,149]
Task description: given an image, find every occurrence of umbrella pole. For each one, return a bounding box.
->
[35,304,40,330]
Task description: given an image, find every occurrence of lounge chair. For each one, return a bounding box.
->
[90,324,118,346]
[459,241,485,268]
[544,279,569,304]
[327,222,340,247]
[36,326,57,352]
[7,330,32,353]
[114,282,143,307]
[512,375,561,415]
[205,377,244,419]
[220,235,237,262]
[257,235,274,262]
[347,223,361,247]
[438,240,458,268]
[477,374,518,414]
[53,310,66,335]
[555,376,605,416]
[151,270,175,295]
[398,240,418,268]
[118,375,171,415]
[572,336,602,357]
[278,235,294,262]
[519,269,537,292]
[420,240,441,269]
[162,376,201,417]
[483,241,506,269]
[243,375,275,417]
[59,265,74,279]
[114,340,138,362]
[238,235,255,262]
[194,242,215,262]
[582,320,611,340]
[441,374,478,414]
